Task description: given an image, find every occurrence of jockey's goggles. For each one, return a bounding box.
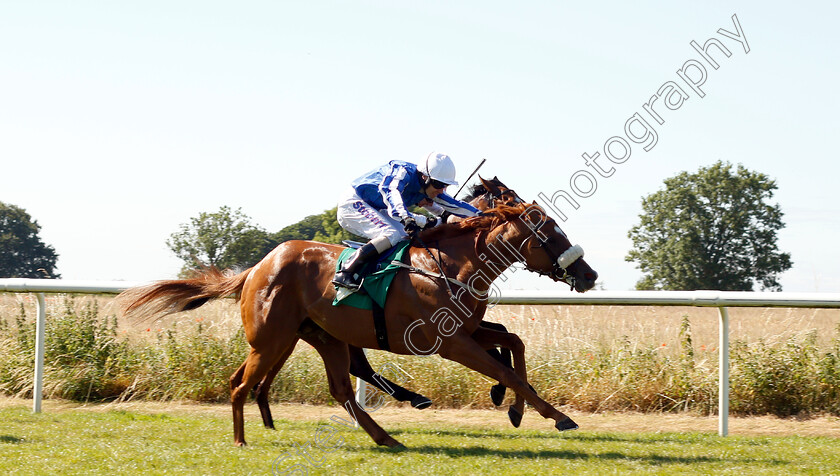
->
[429,179,449,189]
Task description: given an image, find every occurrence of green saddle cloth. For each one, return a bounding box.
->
[332,240,412,310]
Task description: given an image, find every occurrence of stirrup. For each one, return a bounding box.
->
[332,271,361,291]
[334,286,356,302]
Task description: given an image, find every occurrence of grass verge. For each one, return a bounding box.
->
[1,400,838,475]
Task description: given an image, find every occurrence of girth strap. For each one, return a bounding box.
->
[368,258,480,351]
[372,300,389,351]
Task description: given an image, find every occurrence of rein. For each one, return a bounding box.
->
[387,260,473,294]
[413,233,460,298]
[403,200,585,295]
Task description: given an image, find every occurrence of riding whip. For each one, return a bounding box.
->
[453,158,487,199]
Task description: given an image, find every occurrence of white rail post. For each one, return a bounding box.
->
[33,293,47,413]
[354,348,368,427]
[718,306,730,436]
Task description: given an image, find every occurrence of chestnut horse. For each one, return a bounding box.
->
[246,177,529,430]
[120,191,597,447]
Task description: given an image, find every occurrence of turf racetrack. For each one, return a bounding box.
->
[1,399,838,475]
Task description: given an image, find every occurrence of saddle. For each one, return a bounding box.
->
[332,240,412,310]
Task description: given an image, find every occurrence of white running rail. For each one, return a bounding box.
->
[2,279,839,436]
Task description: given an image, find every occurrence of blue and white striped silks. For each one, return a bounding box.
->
[350,160,479,222]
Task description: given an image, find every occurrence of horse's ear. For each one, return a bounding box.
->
[480,175,501,195]
[488,175,512,192]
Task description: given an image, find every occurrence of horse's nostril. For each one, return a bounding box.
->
[585,272,598,282]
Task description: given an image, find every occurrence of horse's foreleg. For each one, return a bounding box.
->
[438,333,577,432]
[348,345,432,409]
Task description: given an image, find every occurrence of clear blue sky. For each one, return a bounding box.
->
[2,1,838,292]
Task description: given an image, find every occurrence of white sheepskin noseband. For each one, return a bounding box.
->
[557,244,584,269]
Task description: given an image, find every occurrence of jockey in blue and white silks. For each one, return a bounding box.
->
[332,152,480,290]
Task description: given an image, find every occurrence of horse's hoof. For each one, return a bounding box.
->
[234,440,247,447]
[555,417,579,432]
[507,406,523,428]
[381,439,406,450]
[411,395,432,410]
[490,384,506,406]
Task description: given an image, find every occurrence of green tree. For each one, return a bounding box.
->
[273,207,364,245]
[167,206,277,276]
[0,202,60,278]
[272,213,324,243]
[168,206,368,276]
[626,161,792,291]
[312,207,366,244]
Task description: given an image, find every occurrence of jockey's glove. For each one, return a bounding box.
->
[423,217,439,230]
[401,216,421,235]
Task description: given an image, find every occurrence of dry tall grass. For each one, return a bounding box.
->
[4,295,837,349]
[486,303,840,353]
[2,294,838,416]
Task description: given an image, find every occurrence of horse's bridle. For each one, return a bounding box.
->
[481,188,585,290]
[410,186,585,294]
[518,232,584,290]
[481,188,522,208]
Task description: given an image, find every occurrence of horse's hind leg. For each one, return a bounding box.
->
[299,326,402,448]
[231,332,299,446]
[473,326,529,428]
[480,321,513,405]
[348,345,432,409]
[230,361,246,397]
[233,346,291,445]
[255,326,436,432]
[487,347,512,404]
[254,340,297,429]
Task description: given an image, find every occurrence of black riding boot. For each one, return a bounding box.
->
[332,243,383,290]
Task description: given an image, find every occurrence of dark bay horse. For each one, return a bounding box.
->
[120,196,597,447]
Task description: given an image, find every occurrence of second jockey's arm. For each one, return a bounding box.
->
[432,193,480,219]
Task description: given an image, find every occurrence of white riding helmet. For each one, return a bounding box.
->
[423,152,459,186]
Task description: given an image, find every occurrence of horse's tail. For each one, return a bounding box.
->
[117,267,252,322]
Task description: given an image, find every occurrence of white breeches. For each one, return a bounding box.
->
[336,189,407,249]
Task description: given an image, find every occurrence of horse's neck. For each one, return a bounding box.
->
[418,230,482,276]
[479,223,528,277]
[428,221,527,294]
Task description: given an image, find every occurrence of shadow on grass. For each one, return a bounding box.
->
[386,444,785,466]
[389,427,711,444]
[0,435,25,444]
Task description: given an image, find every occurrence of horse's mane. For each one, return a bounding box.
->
[460,176,509,202]
[461,183,489,202]
[417,202,531,243]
